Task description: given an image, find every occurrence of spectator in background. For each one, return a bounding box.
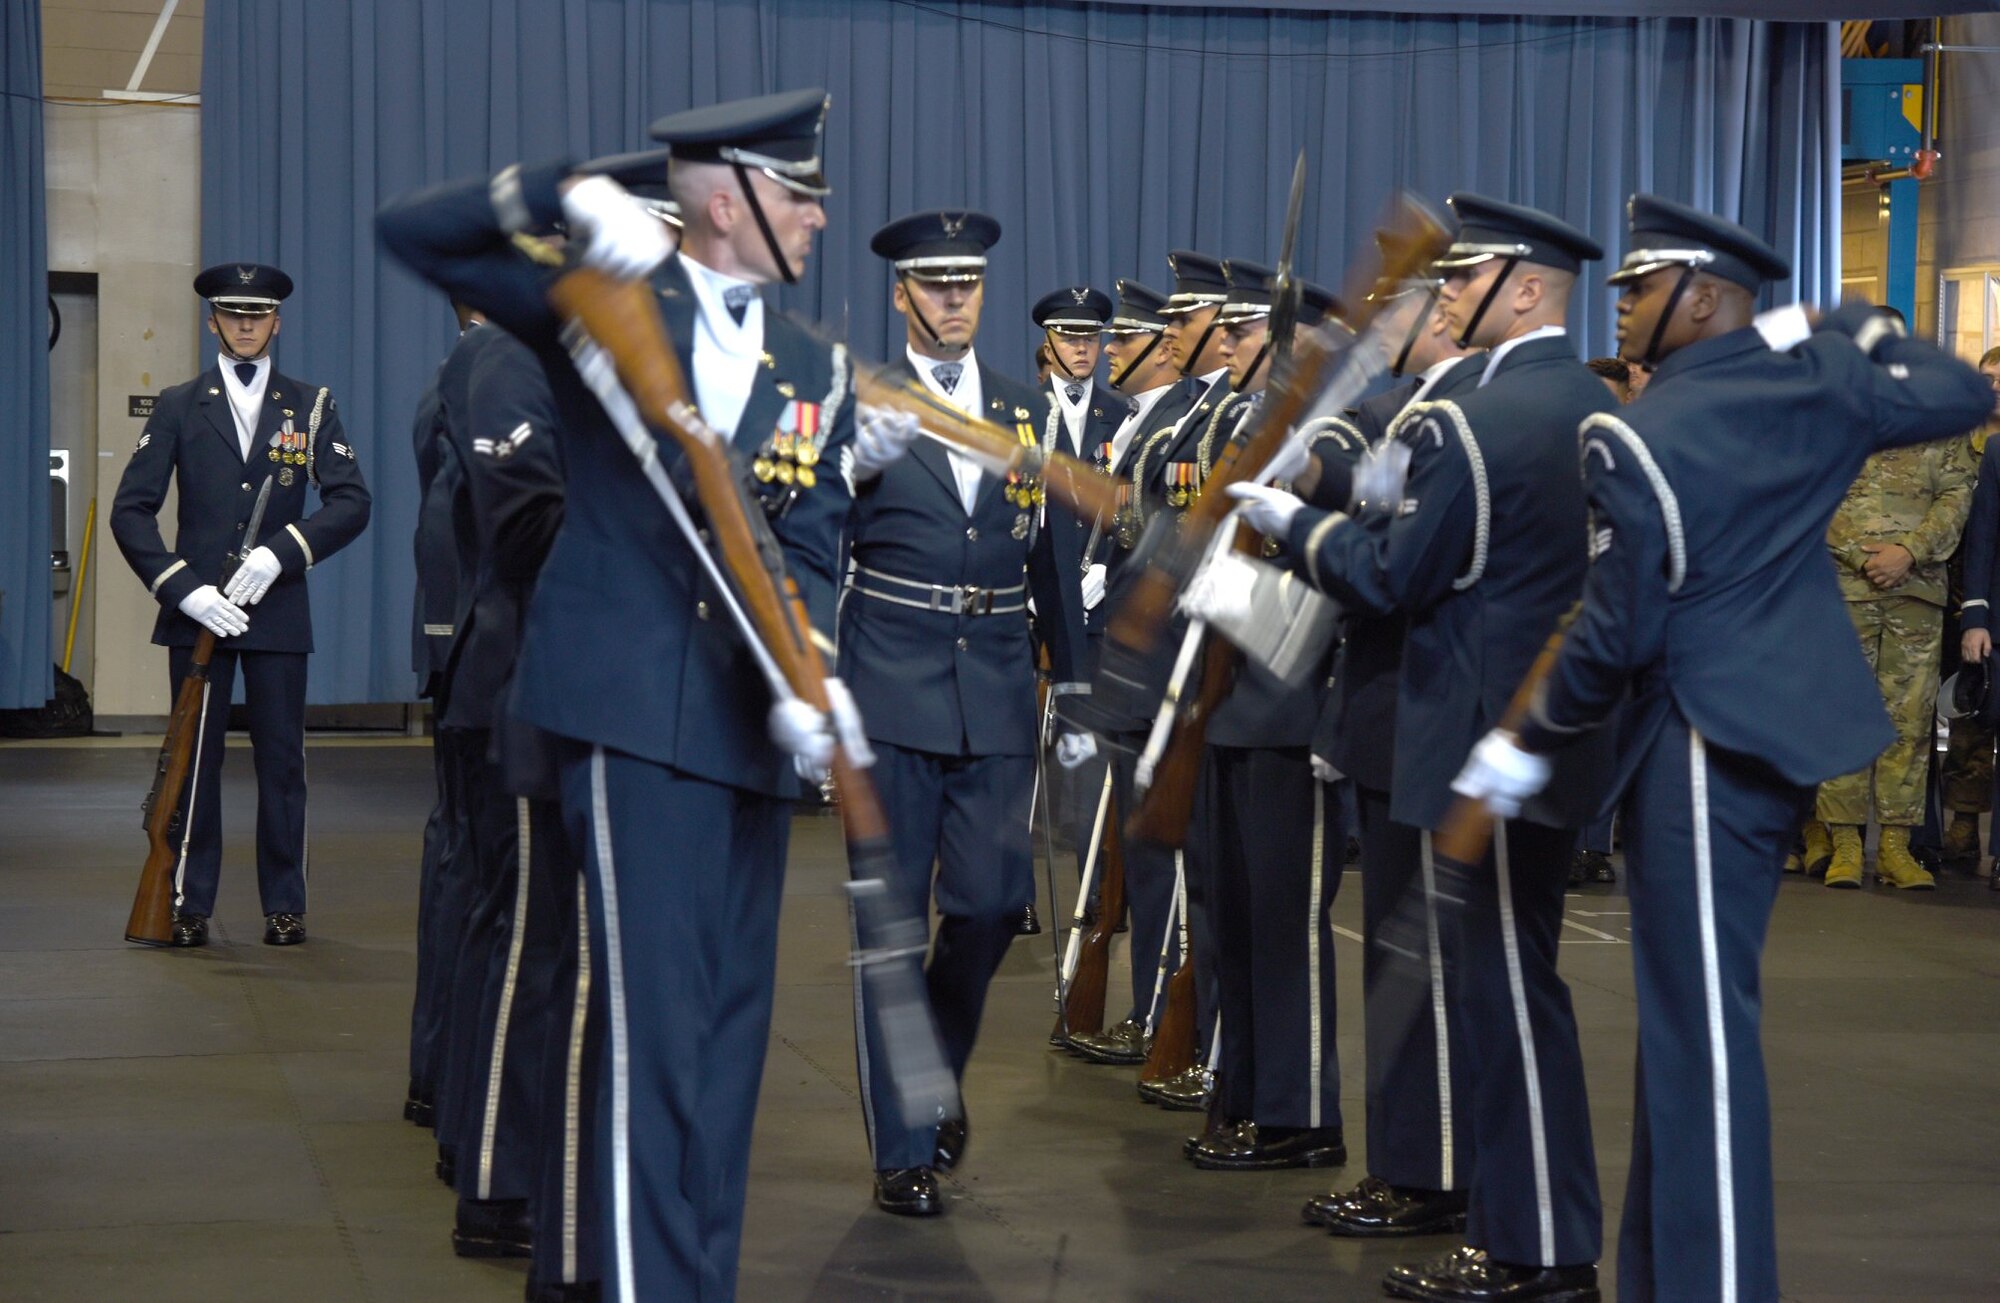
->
[1034,341,1055,386]
[1812,367,1979,889]
[1946,346,2000,884]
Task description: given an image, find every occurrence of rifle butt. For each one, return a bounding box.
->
[1138,962,1198,1082]
[1061,933,1111,1036]
[127,633,214,946]
[125,842,177,945]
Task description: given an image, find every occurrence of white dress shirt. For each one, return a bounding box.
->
[1477,324,1567,388]
[1108,381,1176,470]
[217,352,272,461]
[907,344,986,512]
[1050,376,1091,455]
[1409,354,1465,406]
[680,253,765,441]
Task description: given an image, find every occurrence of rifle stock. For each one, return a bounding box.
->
[1060,787,1126,1038]
[1140,957,1198,1083]
[1433,626,1568,866]
[126,630,216,945]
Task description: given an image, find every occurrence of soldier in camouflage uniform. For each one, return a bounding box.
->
[1816,431,1979,888]
[1941,348,2000,864]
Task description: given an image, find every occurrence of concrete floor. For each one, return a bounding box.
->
[1,739,1997,1302]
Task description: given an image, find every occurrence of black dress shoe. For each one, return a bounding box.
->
[1191,1123,1346,1171]
[1138,1065,1211,1111]
[263,912,306,945]
[170,913,209,948]
[1573,850,1616,884]
[1318,1175,1467,1238]
[873,1167,942,1217]
[1016,903,1042,936]
[1182,1118,1251,1160]
[1385,1246,1599,1302]
[436,1145,457,1187]
[1067,1018,1147,1064]
[404,1080,435,1127]
[453,1196,533,1259]
[933,1116,968,1172]
[526,1280,601,1303]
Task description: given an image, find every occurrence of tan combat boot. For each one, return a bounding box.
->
[1823,825,1865,889]
[1875,825,1937,890]
[1942,812,1982,864]
[1801,819,1833,877]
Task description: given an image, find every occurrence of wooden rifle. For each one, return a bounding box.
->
[546,266,959,1128]
[1139,853,1197,1084]
[851,364,1123,526]
[127,476,274,945]
[1433,626,1568,865]
[1057,785,1126,1039]
[1111,192,1451,845]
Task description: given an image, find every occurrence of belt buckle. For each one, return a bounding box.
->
[959,583,985,615]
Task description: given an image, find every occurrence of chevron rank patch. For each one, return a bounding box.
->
[136,433,151,450]
[471,422,532,461]
[1591,525,1614,559]
[331,441,356,459]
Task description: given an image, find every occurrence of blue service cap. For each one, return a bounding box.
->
[577,148,682,226]
[1033,286,1113,334]
[1607,194,1790,291]
[649,88,831,198]
[871,210,1001,282]
[1110,279,1171,333]
[1299,280,1347,331]
[1161,250,1229,315]
[1217,259,1275,323]
[195,262,292,316]
[1437,194,1602,275]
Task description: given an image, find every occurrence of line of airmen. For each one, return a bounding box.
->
[362,86,1990,1303]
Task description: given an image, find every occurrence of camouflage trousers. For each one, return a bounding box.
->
[1945,713,1995,813]
[1817,596,1942,828]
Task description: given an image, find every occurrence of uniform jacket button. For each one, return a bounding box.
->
[966,526,979,541]
[695,601,710,620]
[241,482,251,492]
[955,636,969,651]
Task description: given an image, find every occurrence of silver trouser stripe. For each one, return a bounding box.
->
[1419,830,1455,1189]
[477,799,535,1199]
[563,872,592,1282]
[1492,822,1557,1265]
[1689,730,1738,1303]
[588,749,637,1303]
[1306,781,1326,1129]
[172,678,214,906]
[150,558,187,596]
[849,895,878,1158]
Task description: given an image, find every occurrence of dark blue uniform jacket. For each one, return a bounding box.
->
[377,161,855,800]
[111,363,372,653]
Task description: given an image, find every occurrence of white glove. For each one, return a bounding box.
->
[1450,728,1552,820]
[561,175,674,280]
[1310,754,1342,784]
[823,676,875,771]
[222,545,282,606]
[1226,481,1305,539]
[850,404,924,480]
[178,584,250,638]
[1349,438,1413,514]
[1178,549,1259,627]
[1264,432,1311,485]
[1081,563,1108,610]
[771,680,876,783]
[1055,731,1098,770]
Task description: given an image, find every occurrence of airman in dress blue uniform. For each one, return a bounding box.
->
[1181,262,1347,1172]
[1059,279,1197,1070]
[110,263,372,949]
[1227,195,1617,1300]
[1033,285,1123,470]
[378,88,876,1303]
[842,210,1089,1217]
[1293,249,1485,1242]
[1461,196,1993,1303]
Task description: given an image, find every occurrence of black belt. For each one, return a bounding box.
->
[850,565,1027,616]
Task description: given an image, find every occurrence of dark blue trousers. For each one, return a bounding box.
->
[1109,747,1182,1028]
[164,646,307,918]
[1196,745,1342,1129]
[853,742,1031,1171]
[1444,818,1601,1269]
[445,735,560,1205]
[408,732,457,1103]
[564,744,789,1303]
[427,727,479,1153]
[1618,709,1795,1303]
[530,793,602,1296]
[1357,784,1473,1193]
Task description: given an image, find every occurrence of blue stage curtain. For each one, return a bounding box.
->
[0,0,52,710]
[203,1,1838,704]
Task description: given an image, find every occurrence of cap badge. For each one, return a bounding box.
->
[236,266,256,284]
[940,212,967,239]
[1071,288,1089,304]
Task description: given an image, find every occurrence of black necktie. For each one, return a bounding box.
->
[933,362,963,394]
[722,285,754,326]
[234,362,257,389]
[1065,382,1084,405]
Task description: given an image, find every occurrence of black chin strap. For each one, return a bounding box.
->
[1110,332,1163,390]
[1454,257,1519,348]
[1046,328,1083,380]
[1639,267,1697,369]
[1180,314,1222,376]
[897,272,965,354]
[731,162,796,286]
[1240,338,1272,391]
[209,310,269,363]
[1392,296,1435,377]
